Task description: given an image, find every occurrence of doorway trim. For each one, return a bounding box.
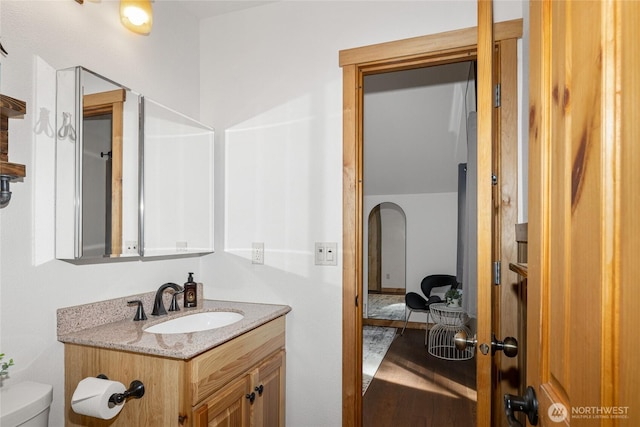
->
[340,19,522,426]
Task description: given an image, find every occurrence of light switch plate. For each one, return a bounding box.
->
[315,242,337,266]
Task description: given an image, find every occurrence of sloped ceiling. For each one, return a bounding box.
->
[364,62,476,196]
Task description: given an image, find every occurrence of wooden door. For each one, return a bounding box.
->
[367,206,382,293]
[488,16,523,427]
[478,3,525,425]
[528,1,640,425]
[475,1,496,425]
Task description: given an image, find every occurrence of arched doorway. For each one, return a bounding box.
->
[366,202,406,321]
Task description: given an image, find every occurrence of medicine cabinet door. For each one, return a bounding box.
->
[141,98,214,257]
[56,66,141,260]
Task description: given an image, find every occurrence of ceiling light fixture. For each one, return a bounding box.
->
[120,0,153,35]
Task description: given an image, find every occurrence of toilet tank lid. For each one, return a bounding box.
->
[0,381,53,425]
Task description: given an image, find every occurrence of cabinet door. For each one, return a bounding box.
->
[252,351,285,427]
[195,375,251,427]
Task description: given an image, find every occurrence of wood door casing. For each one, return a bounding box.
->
[528,1,639,425]
[340,19,523,427]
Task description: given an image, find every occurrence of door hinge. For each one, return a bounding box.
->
[492,174,498,186]
[355,295,359,307]
[494,84,501,108]
[493,261,501,285]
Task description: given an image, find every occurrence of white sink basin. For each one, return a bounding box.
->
[144,311,244,334]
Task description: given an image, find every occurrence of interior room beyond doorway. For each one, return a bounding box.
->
[362,61,476,327]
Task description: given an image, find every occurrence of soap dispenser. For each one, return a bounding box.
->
[184,272,198,308]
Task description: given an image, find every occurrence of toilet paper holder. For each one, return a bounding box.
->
[96,374,145,405]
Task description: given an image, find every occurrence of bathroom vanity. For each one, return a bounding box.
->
[58,297,290,426]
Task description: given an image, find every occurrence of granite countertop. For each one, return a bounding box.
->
[57,297,291,360]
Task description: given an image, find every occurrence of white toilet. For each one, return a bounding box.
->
[0,381,53,427]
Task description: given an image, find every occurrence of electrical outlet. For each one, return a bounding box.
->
[252,242,264,264]
[125,241,138,254]
[176,241,188,252]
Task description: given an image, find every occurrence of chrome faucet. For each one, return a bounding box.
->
[151,282,184,316]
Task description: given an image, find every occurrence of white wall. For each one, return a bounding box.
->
[0,2,202,425]
[199,3,522,426]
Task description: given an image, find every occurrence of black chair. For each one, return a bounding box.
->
[401,274,458,343]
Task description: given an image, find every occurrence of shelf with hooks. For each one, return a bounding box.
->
[1,94,27,206]
[0,94,27,179]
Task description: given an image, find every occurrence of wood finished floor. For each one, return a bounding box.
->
[363,328,477,427]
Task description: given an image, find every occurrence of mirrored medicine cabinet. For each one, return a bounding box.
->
[55,66,214,261]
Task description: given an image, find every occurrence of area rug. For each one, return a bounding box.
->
[367,293,405,321]
[362,326,397,394]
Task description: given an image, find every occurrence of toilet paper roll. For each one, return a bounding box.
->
[71,377,127,420]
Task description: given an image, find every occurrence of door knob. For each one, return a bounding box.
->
[454,331,518,357]
[453,331,491,355]
[493,334,518,358]
[455,330,480,352]
[504,386,538,426]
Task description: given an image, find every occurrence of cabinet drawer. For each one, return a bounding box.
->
[189,316,285,406]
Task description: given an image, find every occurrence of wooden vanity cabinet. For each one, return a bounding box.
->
[64,316,286,427]
[194,350,285,427]
[195,373,251,426]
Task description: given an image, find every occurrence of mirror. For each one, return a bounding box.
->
[56,67,140,259]
[55,67,215,261]
[141,98,214,257]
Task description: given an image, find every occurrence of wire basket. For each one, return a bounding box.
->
[427,303,474,360]
[428,324,474,360]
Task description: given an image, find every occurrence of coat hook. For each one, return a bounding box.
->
[57,112,76,141]
[0,41,7,57]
